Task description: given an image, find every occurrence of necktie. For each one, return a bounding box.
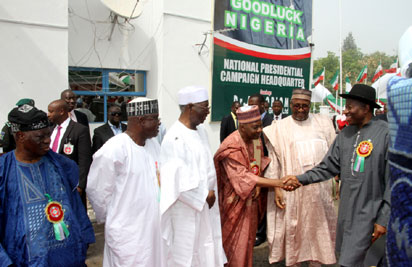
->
[52,126,62,152]
[275,116,279,120]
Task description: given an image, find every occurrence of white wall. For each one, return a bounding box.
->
[0,0,68,126]
[69,0,222,152]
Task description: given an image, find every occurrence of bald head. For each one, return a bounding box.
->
[48,100,69,125]
[60,89,76,111]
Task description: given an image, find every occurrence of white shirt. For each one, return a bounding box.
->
[50,117,71,152]
[69,110,77,122]
[160,121,226,267]
[87,134,164,267]
[108,121,123,136]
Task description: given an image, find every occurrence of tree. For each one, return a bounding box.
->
[313,51,339,94]
[343,32,358,52]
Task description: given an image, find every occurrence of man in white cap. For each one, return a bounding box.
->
[160,86,226,267]
[87,97,164,267]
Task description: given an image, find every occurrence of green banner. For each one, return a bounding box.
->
[211,0,313,121]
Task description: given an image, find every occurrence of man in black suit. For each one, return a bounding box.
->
[248,93,273,247]
[61,89,90,129]
[271,100,288,121]
[219,101,240,143]
[92,105,127,154]
[48,99,92,207]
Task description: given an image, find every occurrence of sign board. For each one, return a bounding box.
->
[211,0,313,121]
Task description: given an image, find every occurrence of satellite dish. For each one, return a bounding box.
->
[100,0,146,19]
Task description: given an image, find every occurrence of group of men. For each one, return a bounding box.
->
[0,83,390,267]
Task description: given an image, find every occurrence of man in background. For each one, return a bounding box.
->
[92,105,127,154]
[61,89,89,129]
[48,99,92,207]
[271,100,288,121]
[220,100,240,142]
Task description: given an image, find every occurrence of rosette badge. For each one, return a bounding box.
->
[44,194,70,241]
[354,140,373,172]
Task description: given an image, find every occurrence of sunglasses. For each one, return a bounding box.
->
[110,112,122,116]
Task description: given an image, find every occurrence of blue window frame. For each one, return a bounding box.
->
[69,67,146,123]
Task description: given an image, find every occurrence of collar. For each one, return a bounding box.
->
[261,111,267,121]
[108,121,121,129]
[59,117,71,128]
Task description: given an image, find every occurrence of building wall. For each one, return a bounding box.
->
[69,0,222,152]
[0,0,68,126]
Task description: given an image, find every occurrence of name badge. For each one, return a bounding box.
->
[63,142,74,155]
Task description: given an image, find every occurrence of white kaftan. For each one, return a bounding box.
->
[87,133,164,267]
[160,121,226,267]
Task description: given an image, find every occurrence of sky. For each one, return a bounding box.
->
[312,0,412,59]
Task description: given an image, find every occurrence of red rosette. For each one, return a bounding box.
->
[45,202,64,223]
[356,141,373,158]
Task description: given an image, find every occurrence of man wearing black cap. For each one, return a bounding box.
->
[283,84,390,267]
[0,98,35,154]
[0,105,95,266]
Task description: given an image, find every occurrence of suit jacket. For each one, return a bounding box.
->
[92,122,127,153]
[220,114,237,143]
[57,120,92,190]
[271,113,288,121]
[74,110,90,129]
[261,112,273,156]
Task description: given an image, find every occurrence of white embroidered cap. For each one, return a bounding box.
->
[178,86,209,105]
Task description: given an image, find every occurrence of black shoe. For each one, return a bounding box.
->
[254,236,265,247]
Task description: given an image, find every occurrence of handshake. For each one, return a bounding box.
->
[279,175,301,191]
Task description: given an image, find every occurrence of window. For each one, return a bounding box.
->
[69,67,146,122]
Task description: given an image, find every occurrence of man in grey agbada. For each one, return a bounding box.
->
[284,84,390,267]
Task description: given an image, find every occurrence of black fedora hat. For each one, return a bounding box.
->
[339,84,381,109]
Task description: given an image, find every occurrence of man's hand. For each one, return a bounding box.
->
[371,223,387,243]
[274,188,285,209]
[281,175,301,191]
[206,190,216,209]
[77,187,83,194]
[252,186,261,200]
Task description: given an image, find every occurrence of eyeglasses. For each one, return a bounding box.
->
[110,112,122,116]
[292,104,310,110]
[193,103,210,111]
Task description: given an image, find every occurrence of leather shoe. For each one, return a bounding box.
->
[254,236,265,247]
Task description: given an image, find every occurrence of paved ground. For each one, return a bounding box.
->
[86,200,340,266]
[86,223,338,267]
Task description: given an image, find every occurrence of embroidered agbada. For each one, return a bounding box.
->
[263,114,337,266]
[214,131,270,267]
[160,121,226,267]
[87,134,164,267]
[297,118,390,267]
[0,151,95,266]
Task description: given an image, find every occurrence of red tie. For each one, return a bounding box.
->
[52,126,62,152]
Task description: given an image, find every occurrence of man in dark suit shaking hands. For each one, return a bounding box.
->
[92,105,127,154]
[219,101,240,143]
[48,100,92,207]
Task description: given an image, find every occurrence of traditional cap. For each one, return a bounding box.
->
[8,104,49,133]
[16,98,35,107]
[127,97,159,117]
[178,86,208,105]
[237,105,261,124]
[339,84,381,109]
[291,89,312,101]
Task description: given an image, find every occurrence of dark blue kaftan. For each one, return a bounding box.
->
[0,151,95,267]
